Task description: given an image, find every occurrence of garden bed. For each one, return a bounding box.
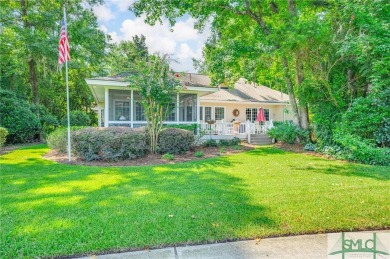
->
[43,144,254,166]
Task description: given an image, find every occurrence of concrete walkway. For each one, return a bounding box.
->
[79,230,390,259]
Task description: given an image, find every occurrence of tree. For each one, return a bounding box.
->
[127,54,182,153]
[105,35,148,75]
[0,0,107,125]
[131,0,335,129]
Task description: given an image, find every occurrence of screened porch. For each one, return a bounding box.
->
[101,89,199,127]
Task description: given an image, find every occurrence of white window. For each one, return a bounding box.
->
[204,107,212,121]
[246,108,257,122]
[264,109,270,121]
[215,107,225,121]
[246,108,270,122]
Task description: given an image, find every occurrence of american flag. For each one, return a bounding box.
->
[58,18,70,70]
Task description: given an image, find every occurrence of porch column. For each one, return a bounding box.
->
[104,88,109,127]
[130,90,134,128]
[97,108,101,127]
[196,93,200,135]
[246,120,251,144]
[176,93,180,123]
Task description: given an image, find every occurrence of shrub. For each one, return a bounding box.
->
[219,147,226,153]
[47,127,84,153]
[0,90,40,143]
[162,153,174,161]
[30,104,60,138]
[157,128,194,154]
[375,117,390,147]
[41,114,59,138]
[233,145,241,150]
[230,137,241,146]
[332,132,390,165]
[337,89,390,147]
[61,110,91,126]
[267,121,309,144]
[304,143,316,151]
[203,139,218,147]
[219,137,241,146]
[0,127,8,147]
[72,127,148,161]
[194,151,204,157]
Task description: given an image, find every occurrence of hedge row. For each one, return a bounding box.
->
[72,127,148,161]
[48,127,195,161]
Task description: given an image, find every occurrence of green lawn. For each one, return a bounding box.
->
[1,145,389,258]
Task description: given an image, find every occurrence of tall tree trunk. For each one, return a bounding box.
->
[29,58,39,105]
[282,57,301,126]
[295,54,309,129]
[22,0,41,141]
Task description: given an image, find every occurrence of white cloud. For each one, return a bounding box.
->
[108,0,135,12]
[102,15,211,72]
[93,4,114,22]
[99,25,108,33]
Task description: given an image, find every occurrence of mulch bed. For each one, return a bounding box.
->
[2,142,336,166]
[43,144,255,167]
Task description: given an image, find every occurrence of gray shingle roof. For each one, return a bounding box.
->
[201,78,289,103]
[88,72,215,88]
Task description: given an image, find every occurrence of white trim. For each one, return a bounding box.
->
[196,93,200,124]
[86,79,129,87]
[85,79,217,93]
[104,88,109,127]
[200,100,290,105]
[176,93,179,123]
[130,90,134,127]
[97,108,101,127]
[107,121,196,125]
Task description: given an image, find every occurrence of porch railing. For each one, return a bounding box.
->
[199,120,273,135]
[106,120,274,136]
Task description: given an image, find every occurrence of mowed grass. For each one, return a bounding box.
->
[0,145,389,258]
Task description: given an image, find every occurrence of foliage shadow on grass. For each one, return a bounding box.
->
[1,146,276,258]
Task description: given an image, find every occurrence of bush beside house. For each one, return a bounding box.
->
[267,121,309,144]
[47,126,196,161]
[71,127,148,161]
[157,128,194,154]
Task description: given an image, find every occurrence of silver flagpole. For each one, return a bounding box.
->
[64,7,71,162]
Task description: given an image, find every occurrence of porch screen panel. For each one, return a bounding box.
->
[179,93,197,122]
[215,107,225,121]
[165,94,177,121]
[133,91,145,121]
[109,89,131,121]
[200,106,203,121]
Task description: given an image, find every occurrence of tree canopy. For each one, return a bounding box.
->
[132,0,390,163]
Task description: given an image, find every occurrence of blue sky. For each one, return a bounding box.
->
[93,0,211,73]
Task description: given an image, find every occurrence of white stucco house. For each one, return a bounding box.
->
[85,73,296,144]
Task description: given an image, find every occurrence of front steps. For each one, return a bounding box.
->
[249,134,273,145]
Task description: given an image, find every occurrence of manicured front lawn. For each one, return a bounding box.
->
[1,145,389,258]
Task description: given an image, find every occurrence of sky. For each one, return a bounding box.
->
[93,0,211,73]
